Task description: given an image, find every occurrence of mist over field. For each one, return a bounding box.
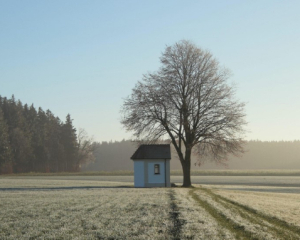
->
[82,140,300,172]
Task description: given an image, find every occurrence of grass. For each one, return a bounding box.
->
[0,187,171,239]
[215,188,300,228]
[1,177,300,239]
[168,189,185,239]
[192,186,300,239]
[175,188,235,239]
[189,188,260,240]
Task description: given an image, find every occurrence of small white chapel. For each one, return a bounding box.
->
[131,144,171,187]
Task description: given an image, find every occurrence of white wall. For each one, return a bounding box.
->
[134,161,144,187]
[147,161,165,184]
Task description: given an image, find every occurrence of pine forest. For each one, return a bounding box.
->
[0,95,93,174]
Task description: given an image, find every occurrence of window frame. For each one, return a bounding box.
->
[154,164,160,175]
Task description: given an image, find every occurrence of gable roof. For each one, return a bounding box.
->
[131,144,171,160]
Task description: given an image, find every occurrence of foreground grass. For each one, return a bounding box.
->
[0,188,171,239]
[1,178,300,239]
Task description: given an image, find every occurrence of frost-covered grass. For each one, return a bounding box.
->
[175,188,234,239]
[191,186,300,239]
[0,187,171,239]
[215,188,300,227]
[192,188,278,239]
[1,177,300,239]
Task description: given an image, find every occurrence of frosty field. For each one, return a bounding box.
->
[1,176,300,239]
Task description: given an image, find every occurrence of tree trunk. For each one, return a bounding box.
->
[181,149,192,187]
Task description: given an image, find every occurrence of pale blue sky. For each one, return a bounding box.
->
[1,1,299,142]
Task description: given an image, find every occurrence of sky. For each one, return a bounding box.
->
[1,0,300,142]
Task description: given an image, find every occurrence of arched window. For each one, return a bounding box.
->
[154,164,160,174]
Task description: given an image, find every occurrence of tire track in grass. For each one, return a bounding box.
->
[200,187,300,239]
[189,189,259,240]
[192,187,300,240]
[168,190,186,240]
[197,189,278,239]
[206,188,300,239]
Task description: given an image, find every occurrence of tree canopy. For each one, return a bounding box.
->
[121,40,246,186]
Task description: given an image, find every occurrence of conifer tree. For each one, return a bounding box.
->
[35,107,49,171]
[61,114,78,171]
[0,109,13,174]
[45,110,64,172]
[23,104,38,171]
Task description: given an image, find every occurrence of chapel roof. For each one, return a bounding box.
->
[131,144,171,160]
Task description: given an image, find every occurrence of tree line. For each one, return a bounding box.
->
[0,95,94,174]
[1,96,299,174]
[82,140,300,171]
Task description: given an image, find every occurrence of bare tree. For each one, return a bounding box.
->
[121,40,246,187]
[76,128,95,170]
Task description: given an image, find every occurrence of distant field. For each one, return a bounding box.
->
[2,169,300,177]
[1,177,300,239]
[2,175,300,193]
[174,169,300,176]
